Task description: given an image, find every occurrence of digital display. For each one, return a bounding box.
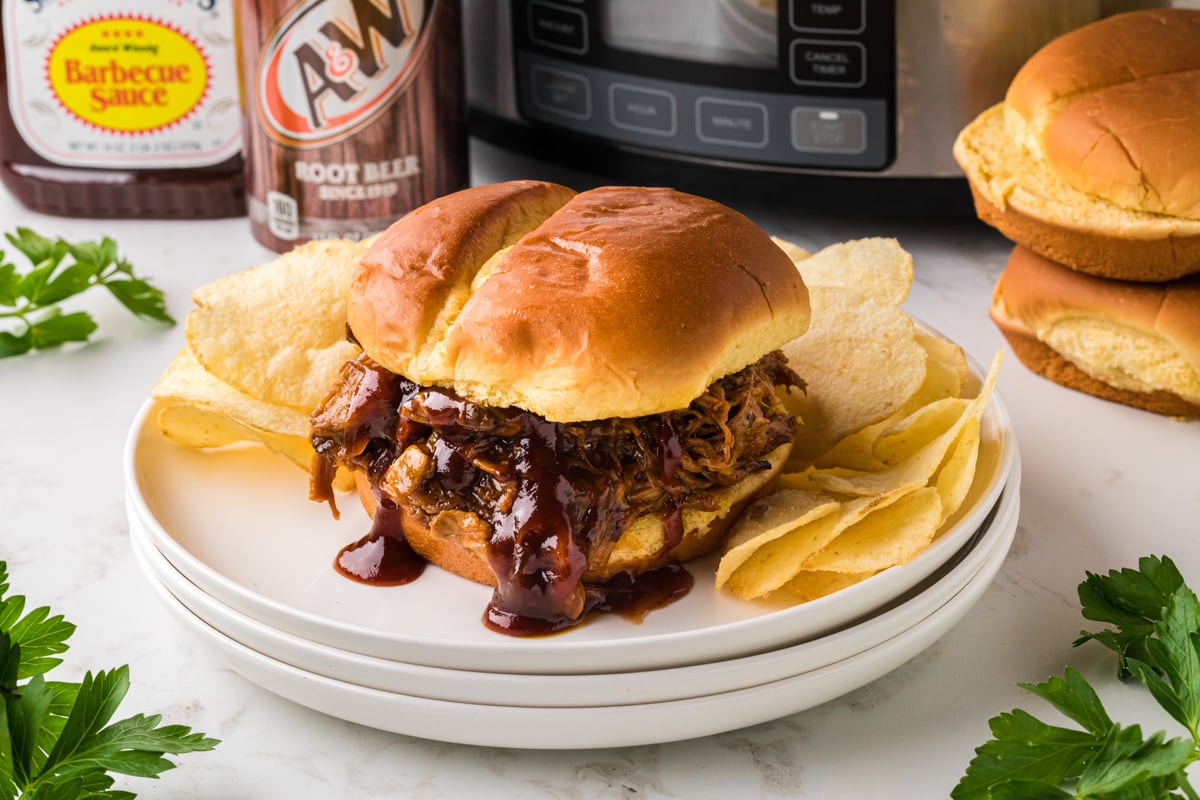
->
[599,0,778,68]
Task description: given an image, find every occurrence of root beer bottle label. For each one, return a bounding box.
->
[236,0,468,252]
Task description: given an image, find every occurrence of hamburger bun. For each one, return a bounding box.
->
[356,441,791,586]
[349,180,812,422]
[989,245,1200,417]
[953,9,1200,281]
[338,181,811,597]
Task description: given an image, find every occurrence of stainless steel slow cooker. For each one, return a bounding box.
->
[463,0,1172,214]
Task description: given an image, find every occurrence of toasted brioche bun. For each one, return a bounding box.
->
[348,181,811,422]
[355,442,792,586]
[990,246,1200,417]
[953,9,1200,281]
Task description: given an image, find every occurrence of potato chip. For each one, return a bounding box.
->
[801,487,942,573]
[914,328,968,401]
[782,286,927,466]
[824,397,967,471]
[782,570,877,602]
[152,348,310,438]
[716,489,839,588]
[871,397,971,467]
[185,238,367,412]
[151,348,353,490]
[790,238,913,307]
[770,236,811,264]
[811,395,969,472]
[157,402,312,470]
[723,485,921,599]
[803,352,1000,497]
[933,417,981,524]
[809,332,967,470]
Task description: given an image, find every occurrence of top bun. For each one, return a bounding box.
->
[953,9,1200,281]
[348,181,811,422]
[1006,8,1200,221]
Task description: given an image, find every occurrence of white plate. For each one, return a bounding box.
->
[124,350,1014,674]
[130,472,1019,707]
[133,495,1017,749]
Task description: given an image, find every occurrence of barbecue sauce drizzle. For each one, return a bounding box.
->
[312,352,801,636]
[316,360,697,635]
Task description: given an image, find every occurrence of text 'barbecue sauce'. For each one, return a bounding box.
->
[0,1,244,218]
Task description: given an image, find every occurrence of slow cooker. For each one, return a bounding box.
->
[463,0,1170,214]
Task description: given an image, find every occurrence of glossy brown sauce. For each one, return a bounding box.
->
[483,562,695,636]
[333,496,424,585]
[310,351,801,637]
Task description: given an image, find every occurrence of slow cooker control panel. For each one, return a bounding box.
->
[511,0,896,171]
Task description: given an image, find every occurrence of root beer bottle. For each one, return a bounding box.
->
[0,0,245,218]
[235,0,468,252]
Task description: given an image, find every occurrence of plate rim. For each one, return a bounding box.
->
[129,468,1020,705]
[135,499,1018,748]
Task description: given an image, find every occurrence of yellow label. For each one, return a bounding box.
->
[47,16,209,134]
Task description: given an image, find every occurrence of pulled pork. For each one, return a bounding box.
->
[310,351,803,631]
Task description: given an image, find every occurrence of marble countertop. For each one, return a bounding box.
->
[3,142,1199,799]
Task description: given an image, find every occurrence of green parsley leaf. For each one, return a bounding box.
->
[1075,555,1186,676]
[951,704,1101,799]
[103,279,173,324]
[1075,724,1192,796]
[0,262,20,307]
[28,311,99,351]
[1020,667,1113,735]
[955,556,1200,799]
[0,567,74,680]
[0,230,173,357]
[0,562,217,798]
[0,329,32,359]
[5,229,60,265]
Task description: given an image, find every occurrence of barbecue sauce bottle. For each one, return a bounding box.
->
[234,0,468,252]
[0,0,245,218]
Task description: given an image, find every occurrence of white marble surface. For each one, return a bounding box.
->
[3,141,1199,798]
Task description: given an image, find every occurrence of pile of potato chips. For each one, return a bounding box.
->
[151,233,1000,607]
[150,238,371,491]
[716,238,1001,603]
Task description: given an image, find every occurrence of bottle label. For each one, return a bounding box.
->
[255,0,431,147]
[3,0,241,169]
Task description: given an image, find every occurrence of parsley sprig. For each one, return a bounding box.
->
[0,561,217,799]
[0,229,173,358]
[954,555,1200,799]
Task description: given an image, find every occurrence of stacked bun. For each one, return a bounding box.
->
[954,8,1200,416]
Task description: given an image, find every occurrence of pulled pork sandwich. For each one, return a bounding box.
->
[309,180,811,634]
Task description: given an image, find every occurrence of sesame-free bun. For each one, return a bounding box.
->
[953,9,1200,281]
[355,442,791,586]
[989,245,1200,417]
[347,180,811,422]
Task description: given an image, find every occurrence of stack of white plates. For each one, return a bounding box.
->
[123,361,1019,750]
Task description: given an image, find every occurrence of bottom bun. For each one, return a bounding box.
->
[356,442,792,586]
[989,246,1200,418]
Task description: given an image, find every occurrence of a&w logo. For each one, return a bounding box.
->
[257,0,432,145]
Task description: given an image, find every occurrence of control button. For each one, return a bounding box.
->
[528,1,588,55]
[531,66,591,120]
[696,98,768,147]
[790,0,865,33]
[791,107,867,153]
[609,84,676,136]
[790,40,866,87]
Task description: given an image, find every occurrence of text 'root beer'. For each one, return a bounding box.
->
[236,0,468,252]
